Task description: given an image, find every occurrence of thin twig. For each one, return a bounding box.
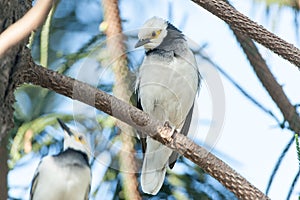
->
[199,54,282,125]
[224,3,300,134]
[286,169,300,200]
[265,136,294,195]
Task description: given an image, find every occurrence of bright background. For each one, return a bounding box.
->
[7,0,300,199]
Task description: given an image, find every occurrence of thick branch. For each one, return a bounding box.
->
[191,0,300,68]
[229,15,300,133]
[0,0,35,197]
[2,0,299,70]
[0,0,56,57]
[21,62,270,199]
[0,135,9,199]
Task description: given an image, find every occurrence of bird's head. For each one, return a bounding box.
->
[135,17,169,50]
[57,119,91,160]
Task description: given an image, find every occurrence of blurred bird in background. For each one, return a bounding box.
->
[135,16,200,195]
[30,119,91,200]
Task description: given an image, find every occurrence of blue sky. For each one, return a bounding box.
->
[8,0,300,199]
[118,0,300,199]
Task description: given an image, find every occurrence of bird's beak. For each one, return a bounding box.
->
[57,118,73,136]
[135,38,150,48]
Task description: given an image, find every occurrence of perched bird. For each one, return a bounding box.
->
[30,119,91,200]
[135,17,200,195]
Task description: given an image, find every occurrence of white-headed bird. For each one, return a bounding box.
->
[30,119,91,200]
[135,17,200,195]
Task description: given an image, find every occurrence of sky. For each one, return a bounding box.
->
[8,0,300,199]
[118,0,300,199]
[176,1,300,199]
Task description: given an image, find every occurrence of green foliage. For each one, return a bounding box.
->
[8,1,244,199]
[9,113,74,168]
[254,0,300,8]
[253,0,300,41]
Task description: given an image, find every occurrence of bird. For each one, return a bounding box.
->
[29,119,91,200]
[134,16,200,195]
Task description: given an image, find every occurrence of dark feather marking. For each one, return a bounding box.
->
[146,21,185,57]
[132,86,147,154]
[29,150,90,200]
[53,148,90,167]
[168,103,195,169]
[167,21,182,33]
[30,167,40,200]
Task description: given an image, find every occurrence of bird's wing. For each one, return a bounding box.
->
[29,160,42,200]
[168,103,194,169]
[84,183,91,200]
[84,168,92,200]
[131,86,147,154]
[137,98,147,154]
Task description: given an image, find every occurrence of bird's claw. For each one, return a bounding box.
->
[162,121,176,140]
[163,121,172,129]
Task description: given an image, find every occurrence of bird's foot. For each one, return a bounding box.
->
[161,121,176,141]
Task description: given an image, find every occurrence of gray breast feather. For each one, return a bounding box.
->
[30,149,91,200]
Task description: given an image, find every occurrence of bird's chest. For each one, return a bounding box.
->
[33,157,90,200]
[138,54,197,126]
[53,165,89,199]
[60,163,88,181]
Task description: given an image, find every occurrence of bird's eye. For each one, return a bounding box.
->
[151,31,156,37]
[151,30,162,38]
[74,135,85,144]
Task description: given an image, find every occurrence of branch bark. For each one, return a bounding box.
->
[191,0,300,68]
[0,0,33,198]
[102,0,141,199]
[3,0,298,199]
[0,0,56,57]
[224,2,300,133]
[0,135,9,199]
[21,61,270,199]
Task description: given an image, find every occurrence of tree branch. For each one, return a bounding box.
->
[0,0,35,197]
[228,11,300,134]
[0,134,9,199]
[2,0,300,69]
[0,0,56,58]
[21,61,270,199]
[191,0,300,68]
[2,0,294,198]
[102,0,141,199]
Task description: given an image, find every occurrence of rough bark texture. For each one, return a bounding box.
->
[191,0,300,68]
[0,0,32,198]
[0,135,9,199]
[219,0,300,133]
[4,0,300,199]
[22,63,270,199]
[231,23,300,133]
[102,0,141,199]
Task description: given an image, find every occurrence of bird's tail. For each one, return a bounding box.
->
[141,138,172,195]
